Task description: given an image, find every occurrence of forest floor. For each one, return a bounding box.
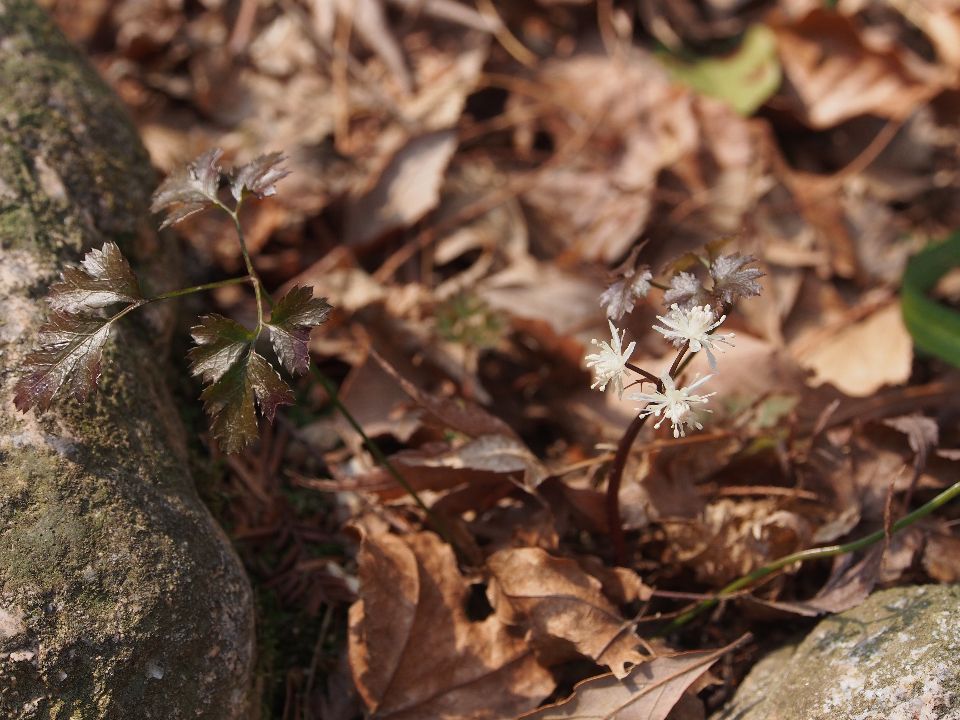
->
[39,1,960,718]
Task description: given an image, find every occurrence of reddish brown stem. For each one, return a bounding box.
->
[607,342,688,564]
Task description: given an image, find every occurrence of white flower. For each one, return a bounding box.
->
[628,373,714,438]
[585,320,636,398]
[652,304,734,369]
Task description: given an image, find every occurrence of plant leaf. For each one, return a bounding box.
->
[150,148,224,229]
[266,285,331,375]
[199,349,294,454]
[519,635,750,720]
[188,313,256,384]
[14,312,115,412]
[901,231,960,368]
[230,151,290,201]
[47,242,142,313]
[487,548,648,678]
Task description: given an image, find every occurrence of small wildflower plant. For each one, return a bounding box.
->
[589,244,763,439]
[15,148,331,453]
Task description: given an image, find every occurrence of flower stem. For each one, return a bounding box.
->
[664,478,960,631]
[309,365,450,543]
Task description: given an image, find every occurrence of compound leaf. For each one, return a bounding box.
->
[188,313,256,384]
[266,285,331,375]
[14,312,115,412]
[230,152,290,202]
[200,349,294,454]
[48,242,142,313]
[150,148,224,228]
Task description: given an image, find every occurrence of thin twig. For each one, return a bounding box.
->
[664,478,960,631]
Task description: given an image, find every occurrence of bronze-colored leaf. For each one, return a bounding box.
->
[230,151,290,201]
[348,531,554,719]
[14,312,114,412]
[199,349,294,453]
[188,313,256,384]
[266,284,331,375]
[487,548,648,679]
[150,147,223,228]
[48,242,142,313]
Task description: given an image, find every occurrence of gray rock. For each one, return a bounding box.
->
[0,1,255,717]
[713,584,960,720]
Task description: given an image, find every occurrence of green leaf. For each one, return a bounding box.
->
[48,242,142,313]
[188,314,256,384]
[14,312,115,412]
[200,349,294,454]
[266,285,331,375]
[659,24,782,116]
[901,232,960,367]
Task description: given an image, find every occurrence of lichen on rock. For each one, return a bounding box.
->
[0,1,255,717]
[712,584,960,720]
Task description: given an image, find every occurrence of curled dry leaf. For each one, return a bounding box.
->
[518,636,750,720]
[348,530,554,719]
[487,548,647,679]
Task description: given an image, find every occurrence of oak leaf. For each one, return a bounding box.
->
[348,531,553,719]
[518,636,749,720]
[487,548,647,679]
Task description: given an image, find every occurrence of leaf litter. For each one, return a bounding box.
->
[38,0,960,716]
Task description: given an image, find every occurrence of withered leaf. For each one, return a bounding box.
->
[188,314,256,384]
[266,284,331,375]
[348,531,553,719]
[709,253,763,305]
[14,312,115,412]
[519,636,749,720]
[48,242,142,313]
[417,434,548,490]
[230,151,290,201]
[199,348,294,454]
[487,548,646,679]
[150,148,223,228]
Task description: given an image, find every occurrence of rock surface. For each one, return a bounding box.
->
[713,584,960,720]
[0,2,255,717]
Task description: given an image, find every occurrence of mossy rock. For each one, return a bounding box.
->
[713,584,960,720]
[0,1,255,717]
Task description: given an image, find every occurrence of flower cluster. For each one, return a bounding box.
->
[584,248,762,438]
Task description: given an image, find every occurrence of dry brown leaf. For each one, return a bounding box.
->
[798,545,883,614]
[348,531,553,719]
[415,434,548,490]
[794,301,913,397]
[518,636,749,720]
[774,9,941,128]
[922,532,960,582]
[487,548,647,679]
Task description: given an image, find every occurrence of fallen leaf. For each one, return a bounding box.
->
[922,532,960,583]
[487,548,647,678]
[348,531,553,719]
[518,636,750,720]
[794,301,913,397]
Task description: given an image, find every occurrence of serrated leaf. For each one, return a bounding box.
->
[230,151,290,202]
[188,313,256,384]
[14,313,114,412]
[709,252,764,305]
[48,242,142,313]
[200,349,294,454]
[663,271,708,309]
[901,231,960,368]
[266,285,331,375]
[150,148,224,229]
